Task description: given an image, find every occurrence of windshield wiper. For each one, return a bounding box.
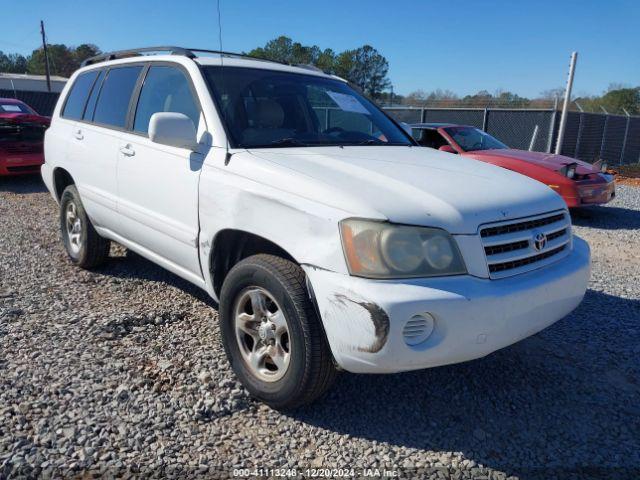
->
[270,138,309,147]
[352,139,411,146]
[355,139,383,145]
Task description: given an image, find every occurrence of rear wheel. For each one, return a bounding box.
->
[219,254,337,408]
[59,185,110,269]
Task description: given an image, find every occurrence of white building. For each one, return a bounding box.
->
[0,73,68,94]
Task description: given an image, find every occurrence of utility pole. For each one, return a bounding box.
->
[555,51,578,154]
[40,20,52,93]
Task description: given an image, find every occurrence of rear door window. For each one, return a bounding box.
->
[62,70,100,120]
[93,66,143,128]
[133,66,200,134]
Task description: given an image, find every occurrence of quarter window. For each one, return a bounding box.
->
[83,70,105,121]
[62,70,100,120]
[133,66,200,134]
[93,66,143,128]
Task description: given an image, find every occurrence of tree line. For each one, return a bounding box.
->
[2,38,638,114]
[396,85,640,115]
[0,44,101,78]
[246,36,390,99]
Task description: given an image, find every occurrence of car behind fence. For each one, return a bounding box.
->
[0,90,59,118]
[383,106,640,166]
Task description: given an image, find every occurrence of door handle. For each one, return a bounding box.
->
[73,129,83,140]
[120,145,135,157]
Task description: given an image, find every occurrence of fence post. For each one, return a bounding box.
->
[421,107,427,123]
[620,109,631,165]
[529,125,540,151]
[482,108,489,131]
[556,52,578,154]
[599,112,609,162]
[574,105,584,160]
[546,99,558,153]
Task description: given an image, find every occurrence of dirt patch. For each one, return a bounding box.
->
[616,176,640,187]
[607,165,640,187]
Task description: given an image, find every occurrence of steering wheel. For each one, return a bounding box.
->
[323,127,345,135]
[470,141,483,150]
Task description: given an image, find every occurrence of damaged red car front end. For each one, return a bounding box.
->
[411,123,616,209]
[466,149,616,208]
[0,99,50,176]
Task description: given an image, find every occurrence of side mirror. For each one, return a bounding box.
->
[149,112,198,150]
[439,145,458,154]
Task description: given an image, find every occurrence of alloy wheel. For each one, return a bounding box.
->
[233,287,291,382]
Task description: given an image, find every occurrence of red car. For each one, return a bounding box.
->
[411,123,615,208]
[0,98,50,176]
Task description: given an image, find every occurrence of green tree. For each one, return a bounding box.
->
[0,51,28,73]
[462,90,493,107]
[333,49,356,79]
[600,87,640,115]
[25,44,101,78]
[248,35,294,62]
[74,44,101,65]
[27,44,77,77]
[248,37,393,100]
[314,48,336,72]
[495,90,530,107]
[338,45,390,99]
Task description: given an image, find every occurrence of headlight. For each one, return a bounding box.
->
[340,219,467,278]
[559,162,577,179]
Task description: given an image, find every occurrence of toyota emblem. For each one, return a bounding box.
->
[533,232,547,251]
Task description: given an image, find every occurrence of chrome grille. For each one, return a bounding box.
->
[480,211,571,279]
[481,213,565,238]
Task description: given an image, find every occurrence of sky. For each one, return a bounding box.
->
[2,0,639,98]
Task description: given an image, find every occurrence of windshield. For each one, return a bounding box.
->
[202,66,413,148]
[444,126,508,152]
[0,101,33,114]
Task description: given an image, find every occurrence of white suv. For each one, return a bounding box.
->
[43,47,590,407]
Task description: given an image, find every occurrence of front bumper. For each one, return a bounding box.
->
[0,152,44,176]
[304,236,590,374]
[563,176,615,208]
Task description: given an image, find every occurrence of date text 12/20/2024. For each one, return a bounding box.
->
[233,467,400,477]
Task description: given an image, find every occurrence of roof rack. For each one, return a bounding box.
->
[81,46,290,67]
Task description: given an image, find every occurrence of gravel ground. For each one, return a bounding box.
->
[1,176,639,480]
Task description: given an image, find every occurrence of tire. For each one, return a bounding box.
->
[219,254,337,408]
[59,185,110,269]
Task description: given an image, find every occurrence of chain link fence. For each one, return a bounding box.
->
[0,90,59,117]
[3,89,639,166]
[384,106,640,165]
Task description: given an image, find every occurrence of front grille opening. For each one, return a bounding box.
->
[6,165,41,173]
[481,213,565,238]
[489,245,566,273]
[485,239,529,256]
[547,228,567,241]
[1,144,42,154]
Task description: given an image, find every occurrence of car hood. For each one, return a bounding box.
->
[244,146,565,234]
[470,148,597,175]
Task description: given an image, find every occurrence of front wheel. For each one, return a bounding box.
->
[219,254,337,408]
[59,185,110,269]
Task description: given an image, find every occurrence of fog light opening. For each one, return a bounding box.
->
[402,313,435,346]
